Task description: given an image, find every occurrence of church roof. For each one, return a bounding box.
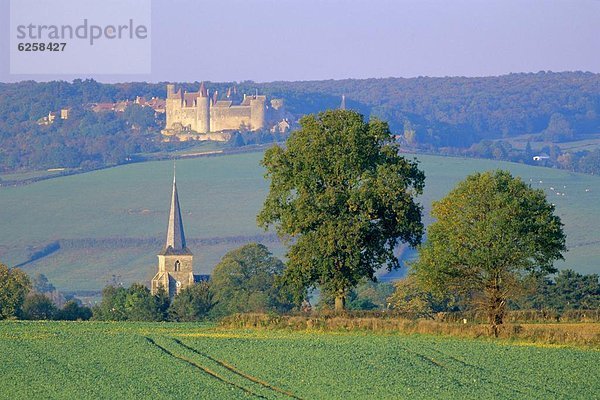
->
[159,173,192,256]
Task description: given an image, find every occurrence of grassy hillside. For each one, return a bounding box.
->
[1,322,598,399]
[0,151,598,291]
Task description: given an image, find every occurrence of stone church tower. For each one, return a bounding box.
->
[151,172,195,298]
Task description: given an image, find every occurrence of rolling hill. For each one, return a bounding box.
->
[0,151,598,292]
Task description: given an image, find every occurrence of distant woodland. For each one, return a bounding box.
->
[1,71,599,174]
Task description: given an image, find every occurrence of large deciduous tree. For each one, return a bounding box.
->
[413,170,566,335]
[258,110,425,311]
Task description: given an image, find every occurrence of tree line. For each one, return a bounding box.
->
[0,243,294,322]
[2,72,600,174]
[2,252,597,323]
[0,265,91,321]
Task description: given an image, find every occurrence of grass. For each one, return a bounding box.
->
[0,168,71,182]
[0,321,598,399]
[220,313,600,348]
[0,151,598,291]
[141,140,227,160]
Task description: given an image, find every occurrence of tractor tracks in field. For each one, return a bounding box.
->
[144,336,303,400]
[172,339,304,400]
[403,343,568,399]
[394,344,467,391]
[397,343,539,398]
[427,347,570,399]
[144,337,266,398]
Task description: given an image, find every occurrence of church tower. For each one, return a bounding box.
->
[151,171,195,298]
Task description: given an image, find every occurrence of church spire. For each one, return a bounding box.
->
[163,169,188,253]
[339,94,346,110]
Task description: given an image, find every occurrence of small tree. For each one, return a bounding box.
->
[57,300,92,321]
[169,282,215,321]
[22,293,57,320]
[124,283,163,321]
[210,243,293,316]
[93,284,167,321]
[413,170,566,335]
[92,285,128,321]
[31,273,55,294]
[349,281,395,310]
[155,286,171,320]
[387,275,452,318]
[0,263,31,319]
[258,110,425,311]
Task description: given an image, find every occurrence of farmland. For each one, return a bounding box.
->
[0,321,598,399]
[0,150,599,291]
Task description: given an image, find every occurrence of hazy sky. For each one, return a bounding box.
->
[1,0,599,83]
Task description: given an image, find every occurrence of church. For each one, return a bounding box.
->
[150,171,207,299]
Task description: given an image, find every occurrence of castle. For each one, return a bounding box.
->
[163,83,285,138]
[151,171,206,298]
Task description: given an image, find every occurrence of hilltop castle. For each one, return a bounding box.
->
[163,83,286,138]
[151,172,207,299]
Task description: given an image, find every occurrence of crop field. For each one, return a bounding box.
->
[0,150,598,291]
[0,321,598,400]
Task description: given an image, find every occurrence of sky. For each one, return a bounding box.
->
[1,0,599,83]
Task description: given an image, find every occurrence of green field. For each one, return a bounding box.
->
[0,168,72,182]
[0,151,598,291]
[498,133,600,152]
[0,321,598,399]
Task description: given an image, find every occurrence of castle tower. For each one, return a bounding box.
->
[167,84,175,97]
[151,170,194,298]
[249,95,266,131]
[196,82,210,134]
[165,84,182,130]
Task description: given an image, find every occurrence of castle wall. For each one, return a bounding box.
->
[165,100,198,132]
[180,107,199,131]
[210,105,252,132]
